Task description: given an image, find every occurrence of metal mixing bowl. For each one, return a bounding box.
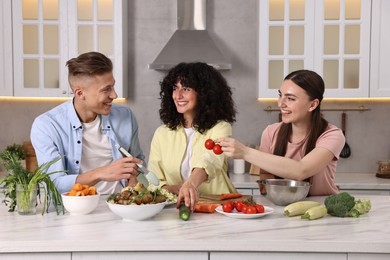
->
[257,179,311,206]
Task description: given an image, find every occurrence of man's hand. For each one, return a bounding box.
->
[100,157,143,182]
[76,157,143,186]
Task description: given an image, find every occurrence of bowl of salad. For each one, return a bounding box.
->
[106,183,176,221]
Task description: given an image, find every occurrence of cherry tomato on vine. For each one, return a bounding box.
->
[235,200,244,212]
[204,139,215,150]
[242,204,248,214]
[222,201,234,213]
[213,144,223,155]
[245,205,257,214]
[255,204,265,214]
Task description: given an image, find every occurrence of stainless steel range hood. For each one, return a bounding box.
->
[148,0,232,71]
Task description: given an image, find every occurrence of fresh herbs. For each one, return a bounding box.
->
[0,144,26,161]
[0,150,65,215]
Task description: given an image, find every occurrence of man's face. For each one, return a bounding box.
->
[72,72,117,122]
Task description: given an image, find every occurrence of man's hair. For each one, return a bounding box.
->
[66,52,113,78]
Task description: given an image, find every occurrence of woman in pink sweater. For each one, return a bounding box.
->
[218,70,345,195]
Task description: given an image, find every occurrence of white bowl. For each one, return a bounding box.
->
[106,201,166,221]
[61,192,100,215]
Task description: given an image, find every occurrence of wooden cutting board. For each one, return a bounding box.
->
[198,194,253,204]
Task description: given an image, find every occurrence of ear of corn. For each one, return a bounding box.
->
[301,205,327,220]
[284,201,321,217]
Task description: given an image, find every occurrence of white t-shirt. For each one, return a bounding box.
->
[80,115,121,195]
[181,127,195,180]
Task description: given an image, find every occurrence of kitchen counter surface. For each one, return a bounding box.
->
[0,194,389,256]
[230,172,390,191]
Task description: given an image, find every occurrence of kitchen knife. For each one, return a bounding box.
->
[115,144,160,187]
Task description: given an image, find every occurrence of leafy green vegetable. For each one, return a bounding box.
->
[346,199,371,217]
[0,143,26,161]
[0,151,65,215]
[325,192,371,218]
[324,192,356,217]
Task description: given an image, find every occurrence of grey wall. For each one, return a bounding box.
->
[0,0,389,174]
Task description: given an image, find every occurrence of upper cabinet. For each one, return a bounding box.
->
[259,0,373,98]
[370,0,390,97]
[0,0,13,96]
[2,0,127,98]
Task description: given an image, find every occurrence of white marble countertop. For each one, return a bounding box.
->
[1,194,390,254]
[230,172,390,190]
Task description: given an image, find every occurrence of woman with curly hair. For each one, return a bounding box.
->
[218,70,345,196]
[148,62,237,210]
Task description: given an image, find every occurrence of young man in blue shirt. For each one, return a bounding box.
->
[31,52,144,195]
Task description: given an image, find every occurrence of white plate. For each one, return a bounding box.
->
[215,206,274,219]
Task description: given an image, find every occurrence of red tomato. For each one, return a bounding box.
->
[241,204,248,214]
[245,205,257,214]
[255,204,265,214]
[227,200,235,206]
[204,139,215,150]
[213,144,223,155]
[235,200,244,212]
[222,201,234,213]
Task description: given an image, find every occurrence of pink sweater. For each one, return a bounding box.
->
[259,122,345,196]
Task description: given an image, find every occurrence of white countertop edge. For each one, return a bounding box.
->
[1,240,389,254]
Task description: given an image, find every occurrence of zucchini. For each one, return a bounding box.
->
[301,205,327,220]
[284,201,321,217]
[179,204,191,221]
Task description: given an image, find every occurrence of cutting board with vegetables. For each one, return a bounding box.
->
[198,194,252,204]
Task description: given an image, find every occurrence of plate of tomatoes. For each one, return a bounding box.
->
[215,200,274,219]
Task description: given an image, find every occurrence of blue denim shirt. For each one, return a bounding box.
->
[30,99,145,195]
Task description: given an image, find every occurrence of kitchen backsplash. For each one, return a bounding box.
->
[0,0,389,174]
[0,99,388,175]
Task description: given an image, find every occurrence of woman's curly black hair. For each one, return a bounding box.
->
[159,62,236,133]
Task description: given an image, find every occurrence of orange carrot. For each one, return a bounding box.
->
[194,203,220,213]
[219,193,242,200]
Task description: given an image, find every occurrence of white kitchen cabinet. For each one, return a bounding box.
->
[5,0,127,98]
[369,0,390,97]
[0,0,12,96]
[259,0,371,98]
